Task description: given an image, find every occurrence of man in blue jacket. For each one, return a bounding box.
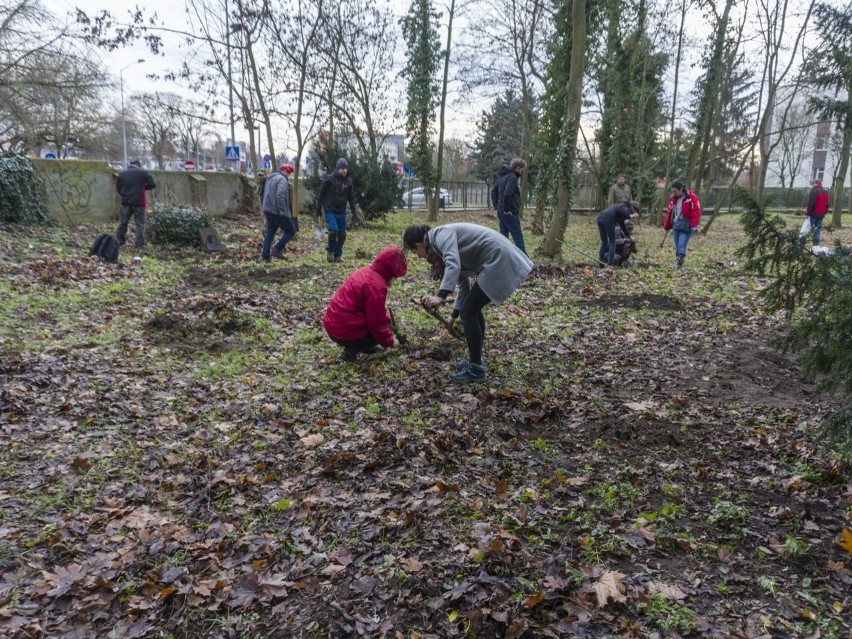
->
[115,160,156,249]
[316,158,356,263]
[491,158,528,255]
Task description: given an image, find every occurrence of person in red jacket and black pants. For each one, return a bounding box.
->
[663,180,701,269]
[323,246,407,361]
[799,178,830,248]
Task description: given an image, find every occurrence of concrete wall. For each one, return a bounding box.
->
[32,159,252,223]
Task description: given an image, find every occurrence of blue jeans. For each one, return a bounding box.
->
[673,229,692,257]
[324,211,347,257]
[800,215,824,246]
[597,219,617,265]
[262,213,296,259]
[497,212,527,255]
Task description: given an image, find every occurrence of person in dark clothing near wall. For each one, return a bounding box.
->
[115,160,156,249]
[261,163,296,262]
[596,200,639,266]
[799,178,830,248]
[491,158,528,255]
[316,158,357,263]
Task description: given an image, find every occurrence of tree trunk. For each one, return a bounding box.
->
[430,0,456,223]
[653,0,687,226]
[832,121,851,228]
[541,0,586,257]
[686,0,733,194]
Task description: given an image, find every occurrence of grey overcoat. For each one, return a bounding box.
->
[428,223,533,308]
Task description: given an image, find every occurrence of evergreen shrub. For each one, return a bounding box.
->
[738,189,852,459]
[305,138,402,223]
[147,203,210,247]
[0,152,49,224]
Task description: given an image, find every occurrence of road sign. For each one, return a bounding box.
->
[225,145,240,162]
[184,160,196,171]
[264,160,271,170]
[263,154,271,162]
[44,152,57,159]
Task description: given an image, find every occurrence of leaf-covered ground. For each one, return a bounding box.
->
[1,210,851,639]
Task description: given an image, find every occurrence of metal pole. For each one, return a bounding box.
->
[120,59,145,167]
[225,0,236,170]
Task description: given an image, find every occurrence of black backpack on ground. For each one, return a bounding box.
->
[88,234,120,263]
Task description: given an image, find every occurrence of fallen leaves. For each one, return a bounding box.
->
[588,570,627,608]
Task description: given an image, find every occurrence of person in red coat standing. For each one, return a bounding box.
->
[799,178,830,248]
[663,179,701,269]
[323,246,408,361]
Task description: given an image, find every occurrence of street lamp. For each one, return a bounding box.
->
[120,59,145,168]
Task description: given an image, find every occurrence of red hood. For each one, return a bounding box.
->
[371,246,407,282]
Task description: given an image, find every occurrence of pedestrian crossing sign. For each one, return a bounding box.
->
[225,145,240,162]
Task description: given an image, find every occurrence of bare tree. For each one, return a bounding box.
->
[131,93,184,168]
[541,0,587,257]
[317,0,398,157]
[767,101,814,195]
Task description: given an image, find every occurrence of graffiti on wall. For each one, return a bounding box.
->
[150,182,179,206]
[43,168,94,215]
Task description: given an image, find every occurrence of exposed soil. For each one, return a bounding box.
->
[0,215,849,639]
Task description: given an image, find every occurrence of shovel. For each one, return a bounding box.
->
[413,298,464,340]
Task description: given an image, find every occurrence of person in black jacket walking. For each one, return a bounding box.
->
[115,160,156,249]
[490,158,528,255]
[597,200,639,266]
[316,158,356,263]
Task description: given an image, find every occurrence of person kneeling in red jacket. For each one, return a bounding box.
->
[323,246,407,361]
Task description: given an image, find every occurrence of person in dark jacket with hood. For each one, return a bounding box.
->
[115,160,156,249]
[490,158,528,255]
[323,246,408,361]
[597,200,639,266]
[316,158,357,263]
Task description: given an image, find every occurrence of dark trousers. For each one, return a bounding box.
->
[262,213,296,259]
[497,211,527,255]
[597,218,617,265]
[116,205,146,248]
[330,333,379,354]
[458,283,490,366]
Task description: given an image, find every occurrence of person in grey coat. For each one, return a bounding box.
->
[261,163,296,261]
[403,223,534,383]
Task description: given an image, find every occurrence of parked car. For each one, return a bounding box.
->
[402,187,452,208]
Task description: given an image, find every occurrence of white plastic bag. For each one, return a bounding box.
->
[314,227,323,241]
[800,217,811,235]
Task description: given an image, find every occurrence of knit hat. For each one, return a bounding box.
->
[281,163,295,175]
[336,158,348,170]
[670,179,684,190]
[811,178,822,186]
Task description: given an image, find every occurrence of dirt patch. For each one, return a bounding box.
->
[582,293,684,311]
[143,308,253,352]
[182,264,323,288]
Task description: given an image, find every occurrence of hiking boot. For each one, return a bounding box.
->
[271,249,291,261]
[451,363,486,384]
[326,251,335,263]
[676,254,685,269]
[341,349,358,362]
[455,358,486,371]
[334,256,344,263]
